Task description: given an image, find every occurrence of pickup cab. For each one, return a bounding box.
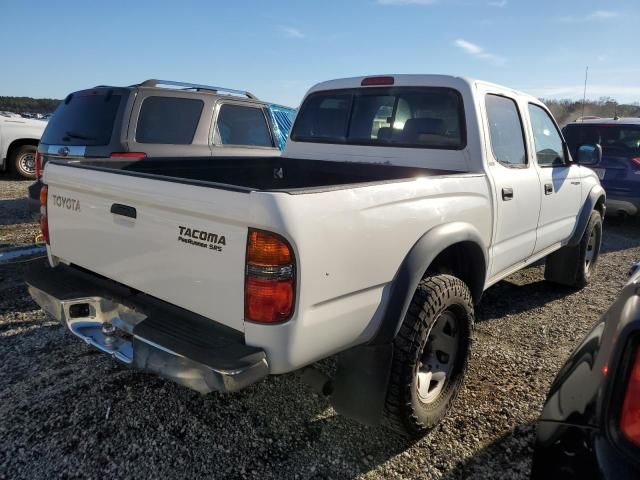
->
[27,75,606,438]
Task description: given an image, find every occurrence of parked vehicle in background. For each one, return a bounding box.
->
[532,261,640,479]
[0,111,46,179]
[28,74,605,439]
[563,118,640,217]
[28,79,296,211]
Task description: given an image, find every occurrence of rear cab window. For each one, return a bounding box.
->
[563,124,640,158]
[136,96,204,144]
[215,104,274,148]
[41,89,124,146]
[290,87,465,150]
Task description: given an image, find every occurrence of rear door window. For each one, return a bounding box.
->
[41,91,122,146]
[136,96,203,144]
[485,94,527,166]
[216,104,273,147]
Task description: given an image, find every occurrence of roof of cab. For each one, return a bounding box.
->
[305,74,540,103]
[566,117,640,126]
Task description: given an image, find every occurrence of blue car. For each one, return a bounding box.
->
[563,118,640,217]
[268,104,297,151]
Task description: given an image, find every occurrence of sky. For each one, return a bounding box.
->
[0,0,638,107]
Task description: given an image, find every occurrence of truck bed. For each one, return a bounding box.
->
[43,157,491,367]
[55,156,458,193]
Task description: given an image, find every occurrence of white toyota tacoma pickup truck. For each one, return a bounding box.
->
[27,75,606,438]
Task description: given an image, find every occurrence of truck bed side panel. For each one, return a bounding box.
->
[245,174,492,372]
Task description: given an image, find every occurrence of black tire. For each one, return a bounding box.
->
[544,210,602,288]
[383,274,474,439]
[11,144,37,180]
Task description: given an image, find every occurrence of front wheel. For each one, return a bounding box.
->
[383,274,474,439]
[11,145,37,180]
[545,210,603,288]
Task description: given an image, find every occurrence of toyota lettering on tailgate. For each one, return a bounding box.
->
[51,195,81,212]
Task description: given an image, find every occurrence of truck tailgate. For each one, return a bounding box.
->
[44,163,250,332]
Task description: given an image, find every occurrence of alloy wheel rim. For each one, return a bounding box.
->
[416,310,459,404]
[585,227,598,270]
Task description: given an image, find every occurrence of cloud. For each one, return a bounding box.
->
[377,0,436,5]
[588,10,619,19]
[454,38,506,65]
[557,10,620,22]
[488,0,507,7]
[280,26,305,38]
[455,39,483,55]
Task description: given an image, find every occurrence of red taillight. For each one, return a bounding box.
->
[620,348,640,446]
[361,76,394,86]
[39,185,49,244]
[35,151,42,179]
[110,152,147,159]
[631,157,640,168]
[246,277,294,322]
[245,229,295,323]
[39,185,47,206]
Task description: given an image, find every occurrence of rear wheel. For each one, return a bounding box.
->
[383,274,474,438]
[11,145,37,179]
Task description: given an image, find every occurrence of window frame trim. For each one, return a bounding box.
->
[212,100,277,149]
[527,102,571,169]
[134,95,205,145]
[485,93,530,169]
[290,86,468,151]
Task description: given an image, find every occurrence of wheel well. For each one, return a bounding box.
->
[426,241,486,304]
[7,139,39,162]
[594,195,606,218]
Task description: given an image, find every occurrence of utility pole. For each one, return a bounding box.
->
[581,66,589,121]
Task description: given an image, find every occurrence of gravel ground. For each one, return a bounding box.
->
[0,175,39,247]
[1,175,639,479]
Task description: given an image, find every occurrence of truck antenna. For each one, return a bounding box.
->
[581,66,589,121]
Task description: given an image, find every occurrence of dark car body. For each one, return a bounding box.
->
[563,118,640,217]
[531,261,640,479]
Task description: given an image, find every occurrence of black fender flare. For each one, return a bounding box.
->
[372,221,487,345]
[331,222,487,425]
[568,184,606,246]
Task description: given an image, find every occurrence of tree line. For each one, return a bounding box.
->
[0,95,638,126]
[0,96,61,114]
[542,97,640,126]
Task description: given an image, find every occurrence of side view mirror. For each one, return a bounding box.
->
[576,144,602,166]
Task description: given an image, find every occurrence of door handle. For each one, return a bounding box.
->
[544,183,553,195]
[502,187,514,201]
[110,203,137,219]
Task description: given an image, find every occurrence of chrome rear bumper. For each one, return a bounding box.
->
[26,262,268,394]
